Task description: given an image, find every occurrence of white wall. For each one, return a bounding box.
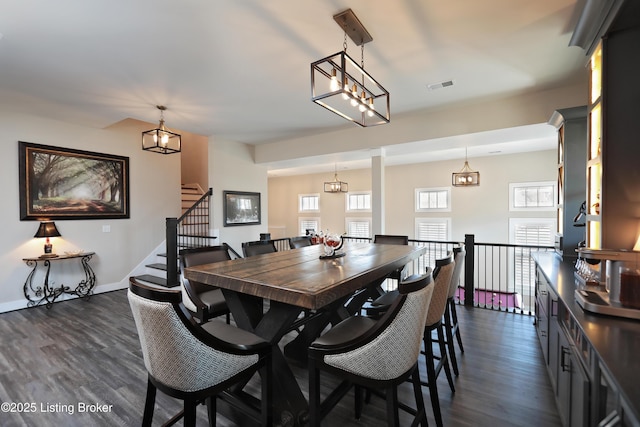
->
[268,150,557,243]
[0,113,180,312]
[208,137,269,255]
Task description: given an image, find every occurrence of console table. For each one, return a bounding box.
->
[22,252,96,309]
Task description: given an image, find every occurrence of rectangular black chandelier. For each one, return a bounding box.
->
[311,9,389,127]
[311,51,390,127]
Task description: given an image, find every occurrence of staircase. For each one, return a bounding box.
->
[134,184,216,288]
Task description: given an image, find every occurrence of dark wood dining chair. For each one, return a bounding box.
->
[179,245,232,323]
[289,236,312,249]
[128,277,273,427]
[242,240,277,257]
[308,273,434,427]
[374,234,409,282]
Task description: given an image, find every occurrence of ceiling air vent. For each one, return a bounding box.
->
[427,80,454,91]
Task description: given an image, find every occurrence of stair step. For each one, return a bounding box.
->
[146,263,167,271]
[134,274,177,288]
[182,194,203,200]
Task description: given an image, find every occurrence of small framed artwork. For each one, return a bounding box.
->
[19,141,130,220]
[223,191,261,226]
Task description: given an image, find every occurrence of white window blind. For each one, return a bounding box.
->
[299,218,320,235]
[513,223,554,246]
[510,219,555,290]
[415,220,449,241]
[345,218,371,238]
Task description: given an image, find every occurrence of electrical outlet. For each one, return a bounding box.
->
[102,225,111,233]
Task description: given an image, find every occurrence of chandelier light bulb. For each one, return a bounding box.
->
[358,91,367,112]
[350,84,359,106]
[329,68,339,92]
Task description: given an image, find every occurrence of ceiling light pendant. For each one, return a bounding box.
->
[324,164,348,193]
[142,105,181,154]
[452,148,480,187]
[311,8,389,127]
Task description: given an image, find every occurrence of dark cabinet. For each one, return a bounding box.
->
[536,266,591,427]
[548,106,587,258]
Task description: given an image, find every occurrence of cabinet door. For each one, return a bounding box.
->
[570,349,590,427]
[558,330,572,427]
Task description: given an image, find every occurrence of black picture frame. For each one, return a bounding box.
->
[223,191,261,226]
[19,141,130,220]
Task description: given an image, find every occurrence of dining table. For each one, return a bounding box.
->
[184,241,426,427]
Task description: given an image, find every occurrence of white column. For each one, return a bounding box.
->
[371,149,385,236]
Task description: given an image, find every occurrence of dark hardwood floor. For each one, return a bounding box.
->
[0,290,561,427]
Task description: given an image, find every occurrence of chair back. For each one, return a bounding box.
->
[179,245,232,313]
[373,234,409,245]
[242,240,277,257]
[180,245,232,268]
[447,245,466,299]
[425,253,455,327]
[127,278,260,392]
[323,273,434,381]
[289,236,312,249]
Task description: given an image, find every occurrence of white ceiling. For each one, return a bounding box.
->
[0,0,587,174]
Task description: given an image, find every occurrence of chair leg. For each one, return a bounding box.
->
[142,377,156,427]
[437,324,455,393]
[450,300,464,353]
[385,386,399,427]
[354,385,363,419]
[309,361,321,427]
[260,361,273,427]
[443,302,459,376]
[206,396,216,427]
[183,400,197,427]
[424,330,443,427]
[411,364,428,427]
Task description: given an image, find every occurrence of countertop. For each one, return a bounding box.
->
[533,252,640,422]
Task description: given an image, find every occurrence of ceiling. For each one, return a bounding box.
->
[0,0,588,174]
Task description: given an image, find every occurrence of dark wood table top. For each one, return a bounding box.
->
[184,241,426,310]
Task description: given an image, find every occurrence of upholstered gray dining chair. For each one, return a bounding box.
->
[308,272,434,427]
[179,245,232,323]
[128,277,272,427]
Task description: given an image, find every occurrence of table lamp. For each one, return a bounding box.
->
[34,221,61,258]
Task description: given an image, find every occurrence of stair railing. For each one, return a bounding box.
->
[165,187,213,287]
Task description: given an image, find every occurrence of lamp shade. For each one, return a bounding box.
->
[34,221,61,238]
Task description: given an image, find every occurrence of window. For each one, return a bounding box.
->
[509,218,556,292]
[415,187,451,212]
[415,218,451,241]
[509,181,556,211]
[298,217,320,236]
[346,192,371,212]
[299,194,319,212]
[345,218,371,238]
[415,218,451,269]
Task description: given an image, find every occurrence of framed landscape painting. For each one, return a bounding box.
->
[19,141,130,220]
[223,191,261,226]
